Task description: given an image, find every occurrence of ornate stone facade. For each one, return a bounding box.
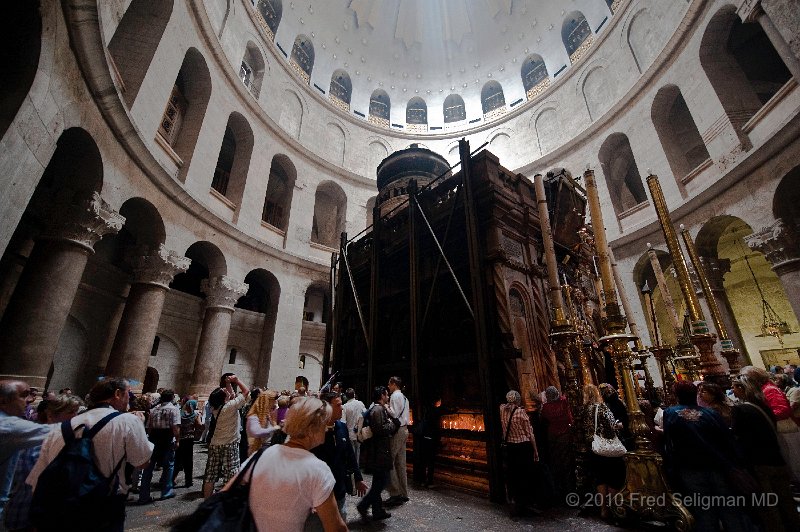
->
[131,245,192,288]
[42,192,125,252]
[201,275,249,310]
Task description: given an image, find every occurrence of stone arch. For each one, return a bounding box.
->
[148,334,183,390]
[108,0,173,106]
[279,89,303,139]
[330,69,352,107]
[581,65,613,121]
[170,241,226,298]
[507,283,555,399]
[367,140,389,178]
[598,133,647,216]
[651,84,710,183]
[158,48,212,183]
[256,0,282,38]
[311,181,347,249]
[240,40,266,98]
[0,2,42,141]
[210,112,254,210]
[481,80,506,116]
[488,131,512,160]
[535,107,560,155]
[262,153,297,232]
[365,196,378,229]
[303,280,330,324]
[773,164,800,227]
[443,94,466,123]
[369,89,391,122]
[626,7,658,74]
[324,122,346,165]
[406,97,427,125]
[38,127,104,196]
[699,5,792,130]
[699,216,798,367]
[94,196,167,270]
[237,268,281,383]
[562,11,592,63]
[290,34,314,82]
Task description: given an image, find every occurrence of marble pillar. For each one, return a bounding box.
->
[700,256,751,365]
[738,0,800,81]
[189,276,248,397]
[0,193,124,388]
[104,245,190,388]
[745,219,800,322]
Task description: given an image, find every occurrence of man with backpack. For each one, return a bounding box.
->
[26,377,153,532]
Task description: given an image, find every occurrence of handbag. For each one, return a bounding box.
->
[591,405,627,458]
[171,447,265,532]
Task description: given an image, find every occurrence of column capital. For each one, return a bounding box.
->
[201,276,248,310]
[41,192,125,252]
[130,245,191,288]
[737,0,763,23]
[745,219,800,271]
[699,256,731,292]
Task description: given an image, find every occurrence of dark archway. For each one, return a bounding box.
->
[0,2,41,141]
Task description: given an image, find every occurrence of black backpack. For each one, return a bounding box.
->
[30,411,125,531]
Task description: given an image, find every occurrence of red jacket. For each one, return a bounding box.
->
[762,382,791,420]
[540,398,573,437]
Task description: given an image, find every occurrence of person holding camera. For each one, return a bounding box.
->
[201,374,249,498]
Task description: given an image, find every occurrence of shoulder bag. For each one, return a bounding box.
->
[591,404,627,458]
[171,447,266,532]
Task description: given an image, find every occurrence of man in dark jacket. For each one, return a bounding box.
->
[307,392,368,529]
[356,386,395,522]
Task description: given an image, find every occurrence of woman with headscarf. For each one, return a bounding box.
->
[247,396,346,531]
[246,389,280,455]
[540,385,573,502]
[173,397,200,488]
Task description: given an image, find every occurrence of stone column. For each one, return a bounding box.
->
[104,245,191,387]
[738,0,800,81]
[0,193,124,388]
[188,276,248,397]
[700,256,751,365]
[745,219,800,322]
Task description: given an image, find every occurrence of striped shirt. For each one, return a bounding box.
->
[147,402,180,430]
[499,403,535,444]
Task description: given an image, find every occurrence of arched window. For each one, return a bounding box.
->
[108,1,173,106]
[652,85,710,184]
[598,133,647,216]
[329,70,352,111]
[240,41,266,98]
[700,7,792,130]
[256,0,282,39]
[521,54,549,100]
[158,48,211,182]
[443,94,466,123]
[210,113,254,208]
[311,181,347,249]
[562,11,593,63]
[262,155,297,231]
[406,97,427,132]
[369,89,390,127]
[290,35,314,83]
[481,81,506,118]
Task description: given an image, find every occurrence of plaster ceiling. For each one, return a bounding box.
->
[273,0,615,128]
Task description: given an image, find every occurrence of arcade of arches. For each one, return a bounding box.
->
[0,0,799,399]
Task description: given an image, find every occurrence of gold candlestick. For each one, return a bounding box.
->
[584,169,692,529]
[534,173,580,413]
[646,174,727,384]
[679,225,741,376]
[609,246,645,351]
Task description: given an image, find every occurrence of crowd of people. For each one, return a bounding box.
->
[2,362,799,531]
[500,364,800,531]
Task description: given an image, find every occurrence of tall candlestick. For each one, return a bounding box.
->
[647,244,683,341]
[608,246,644,351]
[584,174,692,529]
[645,174,703,324]
[534,174,567,322]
